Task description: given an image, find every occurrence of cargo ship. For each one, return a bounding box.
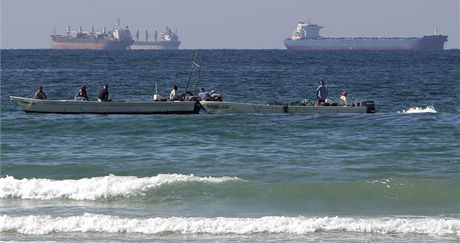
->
[130,26,181,50]
[50,21,134,50]
[284,21,448,50]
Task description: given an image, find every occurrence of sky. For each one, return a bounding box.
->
[1,0,459,49]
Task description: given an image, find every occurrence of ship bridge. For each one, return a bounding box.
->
[292,22,323,40]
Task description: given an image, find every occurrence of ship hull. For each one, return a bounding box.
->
[51,36,132,50]
[284,35,447,50]
[130,40,181,50]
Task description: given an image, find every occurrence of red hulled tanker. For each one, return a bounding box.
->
[51,24,134,50]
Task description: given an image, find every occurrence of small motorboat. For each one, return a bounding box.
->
[10,96,200,115]
[199,100,375,114]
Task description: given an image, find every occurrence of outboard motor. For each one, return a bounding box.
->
[355,100,375,113]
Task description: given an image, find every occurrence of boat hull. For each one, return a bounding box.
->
[200,101,374,114]
[10,96,199,114]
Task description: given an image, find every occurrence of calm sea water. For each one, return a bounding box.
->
[1,49,459,241]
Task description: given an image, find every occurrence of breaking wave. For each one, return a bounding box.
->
[1,214,459,236]
[0,174,242,200]
[398,106,437,114]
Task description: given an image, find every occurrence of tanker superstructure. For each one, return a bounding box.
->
[130,26,181,50]
[50,22,134,50]
[284,21,448,50]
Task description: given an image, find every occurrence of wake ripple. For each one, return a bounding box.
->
[398,106,437,114]
[0,174,242,200]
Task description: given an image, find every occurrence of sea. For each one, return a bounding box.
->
[1,49,459,242]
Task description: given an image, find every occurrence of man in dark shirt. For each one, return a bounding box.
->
[34,85,47,100]
[98,85,110,102]
[74,85,89,101]
[316,80,328,105]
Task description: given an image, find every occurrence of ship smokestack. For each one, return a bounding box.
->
[79,26,83,33]
[67,25,71,36]
[154,30,158,42]
[145,30,149,42]
[136,30,139,41]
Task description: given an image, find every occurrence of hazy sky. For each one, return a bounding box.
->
[1,0,459,49]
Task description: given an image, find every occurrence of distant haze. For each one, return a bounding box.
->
[1,0,459,49]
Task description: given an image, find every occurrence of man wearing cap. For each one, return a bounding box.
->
[198,88,212,101]
[98,84,110,102]
[339,91,348,106]
[210,90,223,101]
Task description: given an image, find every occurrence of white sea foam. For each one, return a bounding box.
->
[398,106,437,114]
[1,214,459,236]
[0,174,241,200]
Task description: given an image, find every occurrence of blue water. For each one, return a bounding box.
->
[1,49,459,241]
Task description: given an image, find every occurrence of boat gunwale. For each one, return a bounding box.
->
[10,96,200,115]
[199,101,373,114]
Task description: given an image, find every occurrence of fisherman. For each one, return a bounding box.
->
[210,90,223,101]
[169,85,180,101]
[198,88,212,101]
[338,91,348,106]
[34,85,47,100]
[316,80,328,105]
[74,85,89,101]
[97,84,111,102]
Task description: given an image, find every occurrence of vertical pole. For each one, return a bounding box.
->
[193,60,202,96]
[184,50,198,94]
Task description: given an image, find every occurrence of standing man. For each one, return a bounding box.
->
[98,85,110,102]
[316,80,328,105]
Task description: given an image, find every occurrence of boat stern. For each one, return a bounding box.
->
[354,100,376,113]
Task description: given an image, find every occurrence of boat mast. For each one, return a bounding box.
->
[184,51,200,95]
[193,60,202,95]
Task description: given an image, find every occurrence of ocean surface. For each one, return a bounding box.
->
[1,49,459,242]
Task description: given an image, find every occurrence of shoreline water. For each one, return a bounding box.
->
[1,49,459,241]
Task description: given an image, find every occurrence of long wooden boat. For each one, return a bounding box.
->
[199,101,375,114]
[10,96,200,114]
